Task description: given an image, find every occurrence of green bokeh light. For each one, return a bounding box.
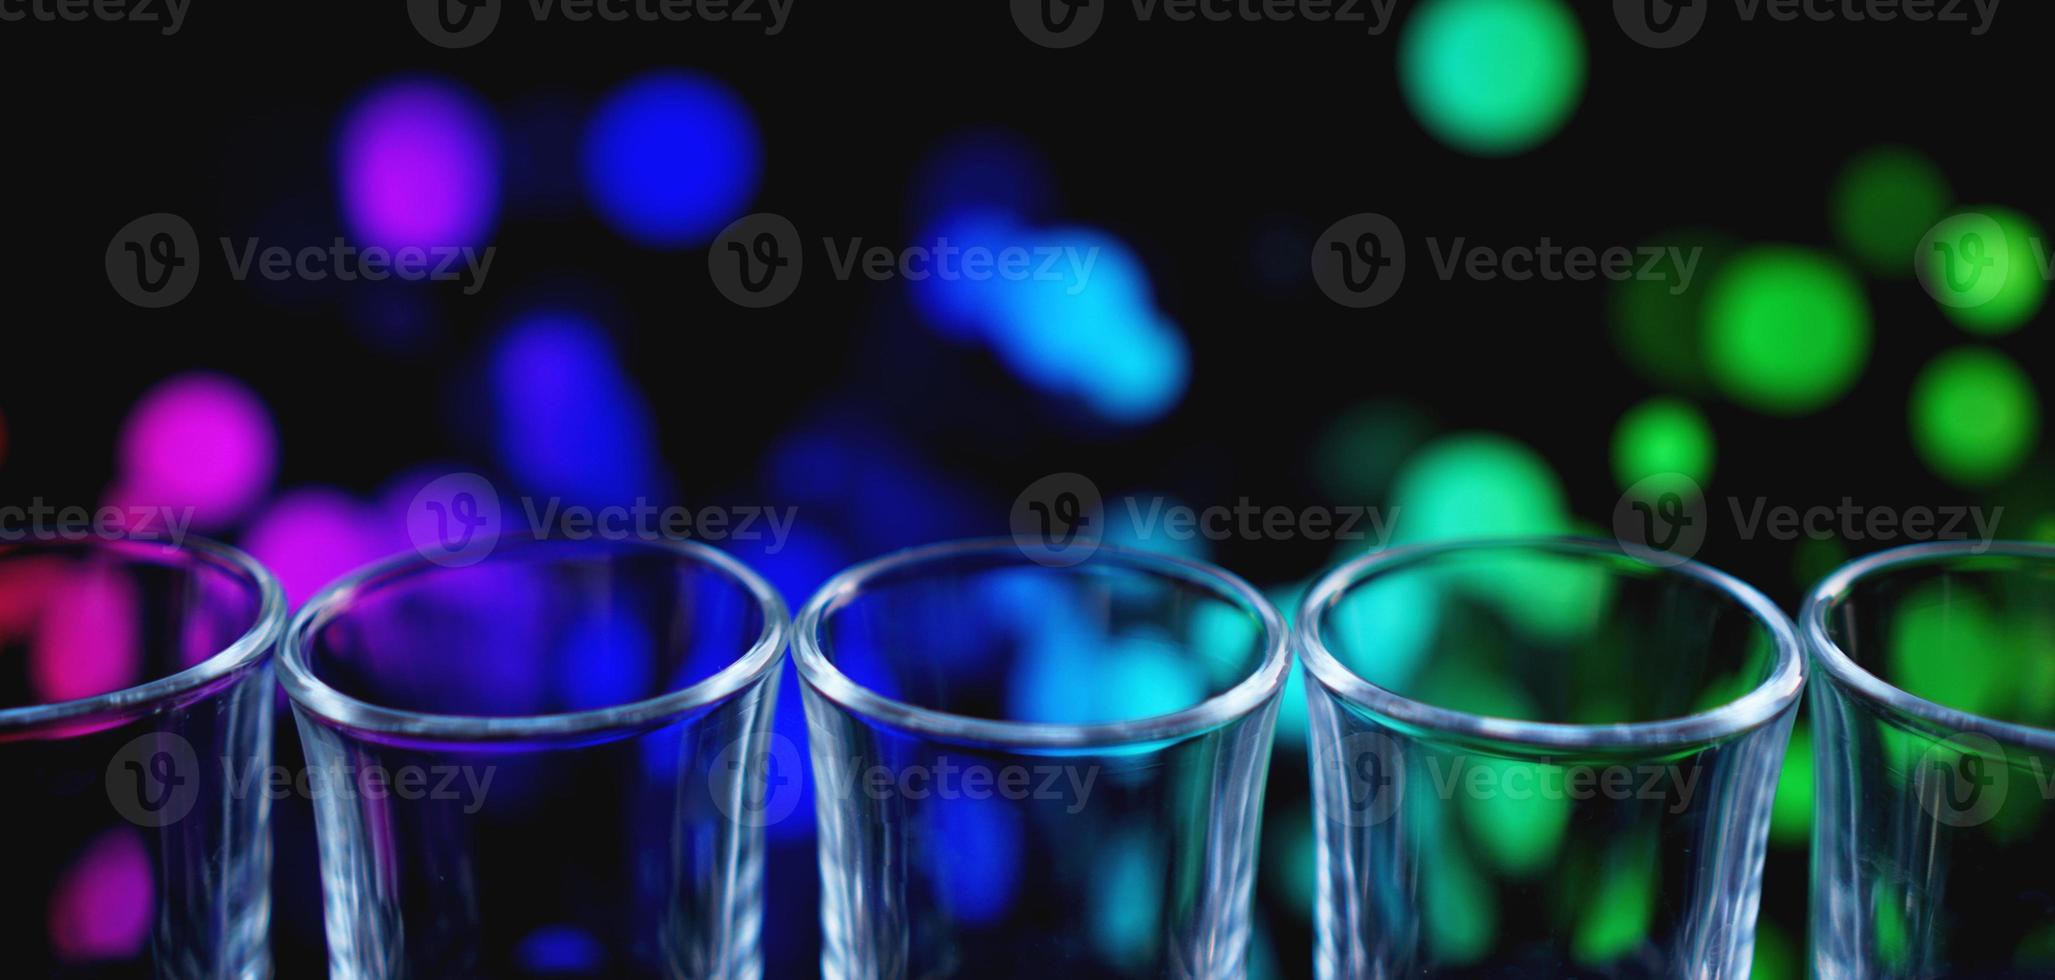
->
[1909,346,2039,486]
[1832,145,1951,275]
[1889,582,2006,718]
[1924,206,2048,335]
[1770,721,1814,847]
[1459,758,1572,877]
[1607,232,1730,394]
[1424,826,1497,965]
[1751,920,1801,980]
[1611,396,1715,490]
[1391,433,1607,644]
[1704,246,1871,415]
[1398,0,1585,156]
[1392,433,1569,541]
[1574,836,1657,966]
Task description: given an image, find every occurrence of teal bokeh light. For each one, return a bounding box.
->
[1399,0,1586,156]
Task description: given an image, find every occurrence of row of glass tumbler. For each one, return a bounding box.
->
[3,534,2048,977]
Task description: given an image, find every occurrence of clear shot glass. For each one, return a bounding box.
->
[793,539,1291,979]
[278,536,788,979]
[1805,541,2055,978]
[2,536,286,978]
[1297,537,1805,978]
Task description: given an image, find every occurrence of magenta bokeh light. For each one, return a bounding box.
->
[48,828,153,963]
[339,78,500,252]
[115,373,276,531]
[245,487,392,607]
[30,564,140,703]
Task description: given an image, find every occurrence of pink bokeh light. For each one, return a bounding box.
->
[338,78,500,252]
[244,487,392,607]
[48,828,154,963]
[115,374,276,532]
[30,563,141,703]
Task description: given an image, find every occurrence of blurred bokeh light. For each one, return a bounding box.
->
[338,78,500,252]
[583,70,762,248]
[1831,145,1950,276]
[114,373,277,531]
[1703,246,1870,415]
[1910,346,2039,486]
[1398,0,1585,156]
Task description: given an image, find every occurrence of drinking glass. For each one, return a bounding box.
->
[793,539,1291,979]
[278,535,787,979]
[1298,537,1804,978]
[2,536,286,978]
[1806,541,2055,978]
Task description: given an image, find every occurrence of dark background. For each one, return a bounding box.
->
[2,0,2047,976]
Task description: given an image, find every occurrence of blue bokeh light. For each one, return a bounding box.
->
[514,924,604,974]
[488,311,665,507]
[583,70,762,248]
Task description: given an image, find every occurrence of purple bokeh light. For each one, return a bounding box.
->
[115,373,276,531]
[339,78,500,252]
[47,828,153,963]
[244,487,392,607]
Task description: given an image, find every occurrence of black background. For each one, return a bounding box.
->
[2,0,2047,975]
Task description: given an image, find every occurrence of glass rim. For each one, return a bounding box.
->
[792,538,1293,749]
[277,535,789,741]
[1297,536,1806,750]
[1803,539,2055,752]
[0,534,288,733]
